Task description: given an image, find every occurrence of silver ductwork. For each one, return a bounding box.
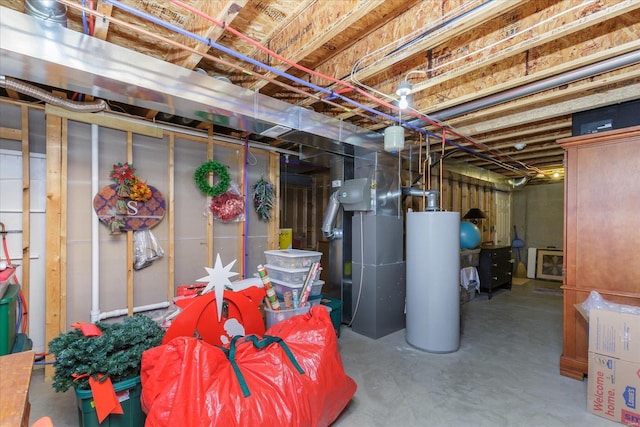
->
[401,188,440,209]
[0,6,382,155]
[25,0,67,27]
[507,176,529,189]
[321,191,342,239]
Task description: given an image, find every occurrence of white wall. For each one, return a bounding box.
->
[1,101,274,346]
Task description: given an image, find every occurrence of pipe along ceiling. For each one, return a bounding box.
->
[5,2,629,184]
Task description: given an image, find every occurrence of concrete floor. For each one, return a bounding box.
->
[28,279,614,426]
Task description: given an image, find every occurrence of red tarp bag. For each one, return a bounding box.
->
[141,305,356,427]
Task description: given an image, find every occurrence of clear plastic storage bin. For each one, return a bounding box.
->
[264,303,311,328]
[270,278,324,299]
[264,249,322,269]
[264,264,321,284]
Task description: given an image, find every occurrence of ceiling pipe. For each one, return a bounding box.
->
[1,4,533,178]
[104,0,539,176]
[102,0,435,136]
[420,50,640,123]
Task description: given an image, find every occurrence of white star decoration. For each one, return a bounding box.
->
[196,254,238,321]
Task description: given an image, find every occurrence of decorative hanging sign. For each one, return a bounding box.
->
[93,162,165,234]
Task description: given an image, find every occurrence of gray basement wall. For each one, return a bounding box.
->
[512,183,564,274]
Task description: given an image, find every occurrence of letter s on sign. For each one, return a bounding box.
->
[127,200,139,216]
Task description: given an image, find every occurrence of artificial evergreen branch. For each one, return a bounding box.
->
[48,315,164,392]
[253,177,274,221]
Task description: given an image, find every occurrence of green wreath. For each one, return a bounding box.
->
[194,161,231,197]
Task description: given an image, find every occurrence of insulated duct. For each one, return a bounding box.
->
[0,75,108,112]
[321,191,342,239]
[507,176,529,189]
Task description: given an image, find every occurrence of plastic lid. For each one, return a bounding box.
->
[264,264,310,273]
[264,249,322,258]
[269,277,324,288]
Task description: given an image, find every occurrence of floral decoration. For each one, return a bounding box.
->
[110,162,136,185]
[129,178,152,202]
[107,162,153,235]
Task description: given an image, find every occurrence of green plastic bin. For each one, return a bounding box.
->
[75,376,145,427]
[0,284,19,356]
[320,295,342,338]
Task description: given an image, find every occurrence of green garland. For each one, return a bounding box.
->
[48,315,164,392]
[194,161,231,197]
[253,177,274,221]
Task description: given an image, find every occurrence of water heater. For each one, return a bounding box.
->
[406,211,460,353]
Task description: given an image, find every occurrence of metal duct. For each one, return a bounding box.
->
[0,75,108,112]
[321,191,342,239]
[25,0,67,27]
[0,6,382,155]
[440,159,521,191]
[507,176,529,189]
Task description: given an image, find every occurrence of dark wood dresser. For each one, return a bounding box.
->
[478,246,513,299]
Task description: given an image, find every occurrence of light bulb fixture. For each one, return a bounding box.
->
[553,171,560,178]
[396,81,412,110]
[514,142,527,151]
[398,96,408,110]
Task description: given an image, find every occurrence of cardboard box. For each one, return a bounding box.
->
[587,352,640,425]
[589,308,640,363]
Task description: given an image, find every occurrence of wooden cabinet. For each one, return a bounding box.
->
[558,126,640,380]
[478,246,512,299]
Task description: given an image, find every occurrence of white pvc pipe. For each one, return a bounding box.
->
[98,301,171,321]
[90,124,100,323]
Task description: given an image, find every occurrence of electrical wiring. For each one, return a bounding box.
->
[80,0,89,34]
[106,0,510,166]
[104,0,426,130]
[58,0,537,176]
[55,0,363,120]
[169,0,413,114]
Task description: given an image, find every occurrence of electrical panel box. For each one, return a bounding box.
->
[572,99,640,136]
[338,178,371,211]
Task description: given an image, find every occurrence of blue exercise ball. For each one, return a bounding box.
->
[460,221,481,249]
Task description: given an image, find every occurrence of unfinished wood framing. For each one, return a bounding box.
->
[59,113,68,330]
[20,107,30,310]
[44,111,64,380]
[267,151,280,251]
